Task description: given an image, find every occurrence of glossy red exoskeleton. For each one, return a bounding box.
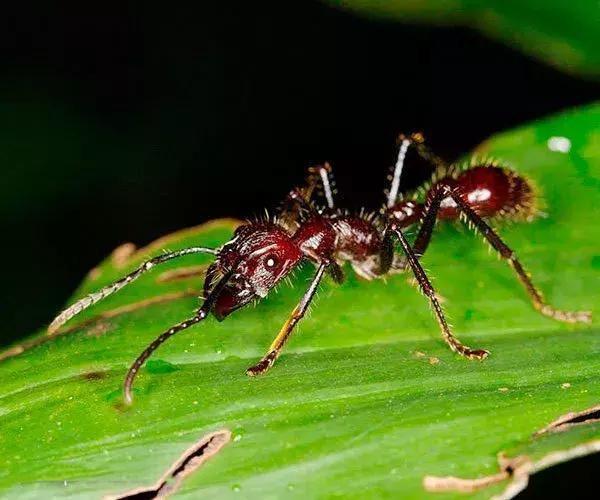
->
[48,133,591,403]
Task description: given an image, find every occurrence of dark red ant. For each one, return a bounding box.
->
[48,133,591,404]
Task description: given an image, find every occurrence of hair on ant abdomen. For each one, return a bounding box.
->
[48,133,591,404]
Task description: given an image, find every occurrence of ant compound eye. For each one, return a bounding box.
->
[265,255,279,269]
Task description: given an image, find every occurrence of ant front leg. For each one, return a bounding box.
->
[246,261,328,376]
[388,224,489,359]
[413,185,591,324]
[385,132,447,208]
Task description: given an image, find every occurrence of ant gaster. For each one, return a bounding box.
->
[48,133,591,404]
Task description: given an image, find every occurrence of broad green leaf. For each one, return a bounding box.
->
[0,104,598,498]
[327,0,600,79]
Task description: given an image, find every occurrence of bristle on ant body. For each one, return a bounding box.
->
[48,132,592,404]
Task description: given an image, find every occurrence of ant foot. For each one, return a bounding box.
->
[246,351,277,377]
[539,306,592,324]
[463,348,490,360]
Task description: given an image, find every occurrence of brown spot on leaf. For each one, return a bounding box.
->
[423,467,510,493]
[534,404,600,436]
[129,218,240,263]
[424,439,600,499]
[106,429,231,499]
[156,264,209,283]
[0,345,25,360]
[111,243,137,268]
[412,351,440,365]
[86,321,111,338]
[0,290,199,363]
[81,370,108,381]
[88,267,102,280]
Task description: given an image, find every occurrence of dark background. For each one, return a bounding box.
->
[1,1,598,345]
[0,2,598,328]
[1,2,599,495]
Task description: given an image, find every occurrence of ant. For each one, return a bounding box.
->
[48,133,591,404]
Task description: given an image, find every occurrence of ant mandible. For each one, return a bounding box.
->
[48,133,591,404]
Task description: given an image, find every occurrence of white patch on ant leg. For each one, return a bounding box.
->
[387,138,411,208]
[440,196,457,209]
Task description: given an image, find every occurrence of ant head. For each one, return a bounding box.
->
[211,222,303,320]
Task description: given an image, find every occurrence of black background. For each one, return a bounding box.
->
[2,2,598,343]
[1,1,598,495]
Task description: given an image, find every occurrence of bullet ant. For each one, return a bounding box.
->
[48,133,591,404]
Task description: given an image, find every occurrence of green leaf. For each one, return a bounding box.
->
[0,103,598,498]
[327,0,600,79]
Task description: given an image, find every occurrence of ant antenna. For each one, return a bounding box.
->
[48,247,217,335]
[386,137,411,208]
[123,265,236,405]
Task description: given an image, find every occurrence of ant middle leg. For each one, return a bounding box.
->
[246,261,328,376]
[413,185,591,324]
[307,162,337,210]
[278,163,337,230]
[385,132,448,208]
[388,225,489,359]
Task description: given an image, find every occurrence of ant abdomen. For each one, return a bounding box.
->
[434,165,536,221]
[389,163,536,228]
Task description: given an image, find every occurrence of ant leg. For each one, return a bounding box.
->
[389,224,489,359]
[292,163,337,211]
[308,162,336,209]
[413,185,591,323]
[48,246,218,334]
[386,136,411,208]
[246,261,328,376]
[398,132,447,171]
[278,163,337,231]
[385,132,447,208]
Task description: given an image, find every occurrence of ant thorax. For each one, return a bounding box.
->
[291,212,389,280]
[330,215,390,280]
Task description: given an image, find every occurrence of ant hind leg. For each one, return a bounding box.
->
[412,184,591,324]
